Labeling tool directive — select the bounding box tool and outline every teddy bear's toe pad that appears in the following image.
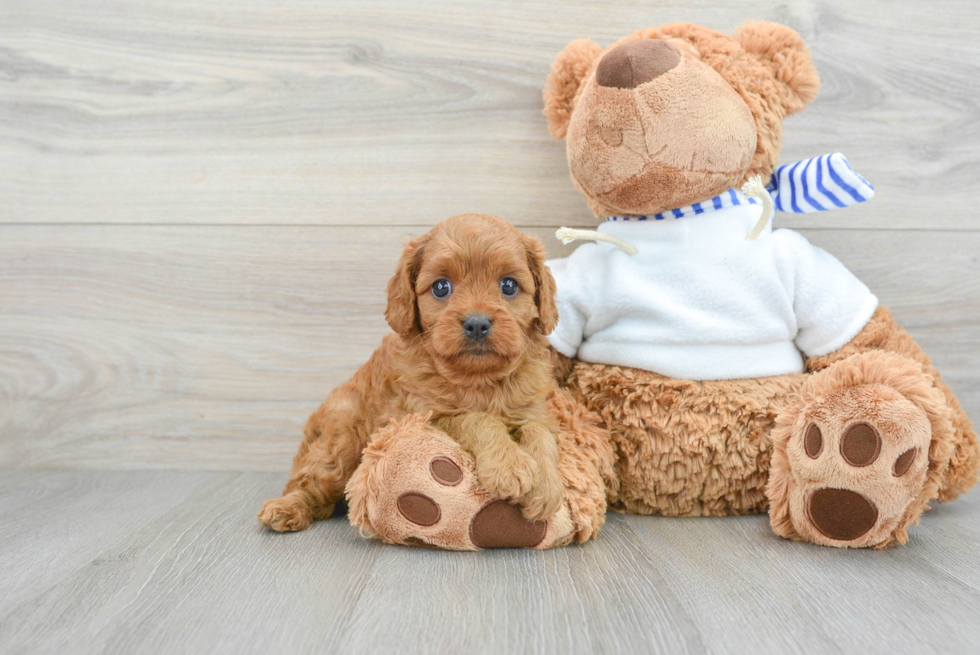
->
[469,500,547,548]
[430,457,463,485]
[807,488,878,541]
[839,423,881,467]
[397,493,441,526]
[785,384,932,548]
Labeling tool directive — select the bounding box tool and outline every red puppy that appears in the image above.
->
[258,214,564,531]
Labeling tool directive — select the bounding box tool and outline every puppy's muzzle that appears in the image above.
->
[462,314,492,342]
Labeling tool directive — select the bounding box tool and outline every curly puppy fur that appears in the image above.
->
[258,214,566,531]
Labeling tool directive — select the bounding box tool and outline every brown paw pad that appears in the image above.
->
[893,448,917,477]
[469,499,547,548]
[804,423,823,458]
[807,488,878,541]
[839,422,881,467]
[397,492,441,526]
[429,456,463,486]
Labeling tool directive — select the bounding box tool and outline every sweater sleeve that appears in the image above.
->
[545,252,590,358]
[774,229,879,358]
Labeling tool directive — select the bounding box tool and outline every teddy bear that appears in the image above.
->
[538,20,978,548]
[343,20,977,549]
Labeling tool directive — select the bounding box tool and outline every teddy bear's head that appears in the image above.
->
[543,21,820,218]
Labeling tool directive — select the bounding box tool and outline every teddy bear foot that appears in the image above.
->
[769,352,943,548]
[789,411,929,548]
[345,415,575,550]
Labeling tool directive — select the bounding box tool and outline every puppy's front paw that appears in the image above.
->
[257,495,316,532]
[476,447,538,501]
[520,462,565,522]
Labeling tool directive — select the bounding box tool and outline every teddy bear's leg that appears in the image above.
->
[768,348,962,548]
[804,307,979,503]
[565,359,804,518]
[345,390,614,550]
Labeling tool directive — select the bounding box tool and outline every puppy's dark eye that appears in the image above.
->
[500,277,519,297]
[432,279,452,299]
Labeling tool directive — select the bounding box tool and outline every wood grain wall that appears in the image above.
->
[2,0,978,471]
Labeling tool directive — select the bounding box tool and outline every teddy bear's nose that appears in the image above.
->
[595,39,681,89]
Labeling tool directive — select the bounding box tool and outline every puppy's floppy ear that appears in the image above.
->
[734,20,820,116]
[385,235,427,335]
[543,38,603,139]
[523,233,558,335]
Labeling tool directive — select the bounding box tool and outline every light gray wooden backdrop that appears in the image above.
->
[2,0,978,472]
[3,2,980,654]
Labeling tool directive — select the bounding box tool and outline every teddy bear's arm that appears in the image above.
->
[774,229,879,358]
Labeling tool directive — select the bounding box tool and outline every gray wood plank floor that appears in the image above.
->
[1,470,978,655]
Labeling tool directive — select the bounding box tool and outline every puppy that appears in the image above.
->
[258,214,564,532]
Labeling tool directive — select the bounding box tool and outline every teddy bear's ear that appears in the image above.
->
[543,39,603,139]
[734,21,820,116]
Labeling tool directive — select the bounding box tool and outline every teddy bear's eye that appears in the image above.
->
[432,279,452,299]
[500,277,519,297]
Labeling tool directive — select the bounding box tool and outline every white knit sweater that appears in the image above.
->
[546,195,878,381]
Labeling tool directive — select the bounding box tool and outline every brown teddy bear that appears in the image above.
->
[539,20,978,548]
[339,20,977,550]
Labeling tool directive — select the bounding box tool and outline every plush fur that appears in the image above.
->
[258,214,574,532]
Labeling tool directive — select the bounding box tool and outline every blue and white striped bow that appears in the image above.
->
[770,153,874,213]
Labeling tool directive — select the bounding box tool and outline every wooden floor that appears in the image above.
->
[0,470,977,654]
[3,0,980,653]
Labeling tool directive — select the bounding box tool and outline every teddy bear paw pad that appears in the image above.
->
[786,386,931,547]
[397,493,441,526]
[394,457,550,549]
[429,457,463,486]
[806,487,878,541]
[469,500,548,548]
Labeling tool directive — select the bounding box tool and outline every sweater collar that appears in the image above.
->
[598,194,769,248]
[605,188,762,223]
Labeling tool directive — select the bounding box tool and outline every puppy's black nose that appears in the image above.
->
[462,314,492,341]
